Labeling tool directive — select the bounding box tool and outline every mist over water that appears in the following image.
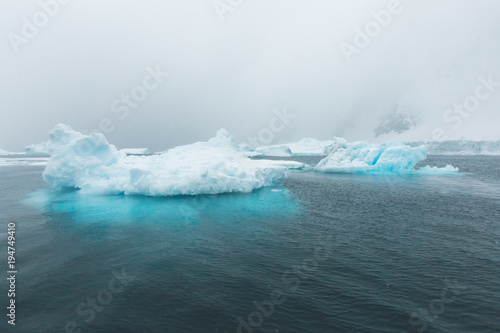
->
[2,0,500,152]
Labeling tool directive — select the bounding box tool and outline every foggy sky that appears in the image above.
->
[1,0,500,152]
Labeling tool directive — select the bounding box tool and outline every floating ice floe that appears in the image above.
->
[414,165,459,174]
[25,123,84,155]
[0,148,24,156]
[42,125,305,196]
[314,140,458,174]
[0,157,49,166]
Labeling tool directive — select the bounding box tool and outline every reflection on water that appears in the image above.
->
[23,186,301,224]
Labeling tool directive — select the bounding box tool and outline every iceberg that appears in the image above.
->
[0,148,11,156]
[314,140,458,174]
[42,125,304,196]
[25,123,84,155]
[408,140,500,155]
[0,157,49,167]
[240,137,347,157]
[0,148,25,156]
[237,143,292,157]
[283,138,346,156]
[244,137,500,158]
[414,165,460,174]
[253,145,292,157]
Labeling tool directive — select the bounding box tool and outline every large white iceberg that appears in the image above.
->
[314,140,458,174]
[25,124,84,155]
[42,125,304,196]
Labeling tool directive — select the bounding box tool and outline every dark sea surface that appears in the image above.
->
[0,155,499,333]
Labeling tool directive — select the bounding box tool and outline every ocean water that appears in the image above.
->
[0,155,499,333]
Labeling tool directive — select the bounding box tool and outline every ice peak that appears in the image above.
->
[208,128,234,147]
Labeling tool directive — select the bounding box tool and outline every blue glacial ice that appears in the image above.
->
[42,125,304,196]
[314,140,458,174]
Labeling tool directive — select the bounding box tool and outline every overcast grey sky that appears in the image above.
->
[1,0,499,152]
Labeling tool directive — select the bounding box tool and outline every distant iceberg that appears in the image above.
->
[119,148,151,155]
[0,157,49,167]
[408,140,500,156]
[414,165,459,174]
[42,125,304,196]
[284,138,347,156]
[243,146,293,157]
[314,140,458,174]
[25,124,84,155]
[0,148,25,156]
[240,137,346,157]
[0,148,11,156]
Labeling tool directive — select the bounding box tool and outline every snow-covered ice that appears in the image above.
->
[314,140,458,174]
[0,157,49,167]
[244,136,500,158]
[26,124,84,155]
[241,137,351,157]
[414,165,460,174]
[43,125,304,196]
[0,148,24,156]
[251,146,292,157]
[120,148,151,155]
[408,140,500,156]
[281,138,345,156]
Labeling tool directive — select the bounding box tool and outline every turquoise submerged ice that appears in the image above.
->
[314,141,458,174]
[42,125,304,196]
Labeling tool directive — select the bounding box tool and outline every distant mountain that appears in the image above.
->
[374,107,417,137]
